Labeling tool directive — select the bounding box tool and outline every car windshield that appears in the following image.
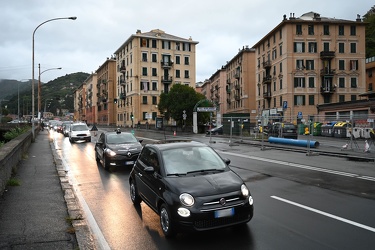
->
[162,146,227,176]
[106,134,138,144]
[72,125,88,131]
[283,124,295,129]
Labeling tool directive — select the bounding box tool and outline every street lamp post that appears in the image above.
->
[38,64,62,118]
[31,16,76,141]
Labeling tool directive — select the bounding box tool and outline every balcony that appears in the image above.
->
[234,72,240,79]
[161,75,173,84]
[120,78,126,85]
[262,75,272,84]
[226,87,231,93]
[119,65,126,73]
[119,93,126,100]
[320,85,336,95]
[263,60,272,69]
[226,78,231,84]
[161,61,173,68]
[234,95,240,101]
[263,92,271,99]
[320,68,336,76]
[235,84,240,90]
[320,51,335,59]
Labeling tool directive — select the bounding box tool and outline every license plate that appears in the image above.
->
[214,208,234,218]
[287,130,293,132]
[125,161,134,165]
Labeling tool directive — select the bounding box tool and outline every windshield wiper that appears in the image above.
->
[186,168,225,175]
[166,173,187,176]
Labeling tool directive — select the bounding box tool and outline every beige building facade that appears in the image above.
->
[252,12,366,123]
[84,73,98,125]
[114,29,198,127]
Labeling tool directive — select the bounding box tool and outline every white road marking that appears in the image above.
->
[218,151,375,182]
[271,196,375,233]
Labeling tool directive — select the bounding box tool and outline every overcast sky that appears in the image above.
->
[0,0,373,83]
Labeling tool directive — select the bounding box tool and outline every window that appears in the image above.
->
[338,43,345,53]
[273,81,276,91]
[294,42,305,53]
[308,42,317,53]
[308,95,314,105]
[184,56,189,65]
[339,60,345,70]
[369,83,373,91]
[279,44,282,56]
[351,77,357,88]
[294,77,305,88]
[306,60,314,70]
[350,25,356,36]
[338,25,345,35]
[279,79,283,89]
[350,43,357,53]
[142,96,147,104]
[183,43,191,51]
[141,38,149,47]
[162,41,171,49]
[296,60,304,70]
[351,95,357,101]
[272,49,277,60]
[142,52,147,62]
[184,70,189,78]
[142,67,147,76]
[339,95,345,102]
[152,54,157,62]
[151,39,157,48]
[152,96,157,105]
[176,42,180,50]
[323,25,330,35]
[152,81,157,91]
[296,24,302,35]
[350,60,358,70]
[323,42,329,51]
[294,95,305,105]
[175,69,180,78]
[308,25,314,35]
[175,55,180,64]
[140,81,149,91]
[339,77,345,88]
[308,77,314,88]
[152,68,157,76]
[280,62,282,73]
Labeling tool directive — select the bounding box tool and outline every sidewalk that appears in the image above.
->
[0,130,94,249]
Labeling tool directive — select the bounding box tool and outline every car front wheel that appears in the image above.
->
[130,180,141,206]
[160,204,176,237]
[103,156,110,170]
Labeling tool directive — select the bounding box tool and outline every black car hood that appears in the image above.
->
[166,170,242,196]
[108,143,142,152]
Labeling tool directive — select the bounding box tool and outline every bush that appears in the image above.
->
[3,126,30,141]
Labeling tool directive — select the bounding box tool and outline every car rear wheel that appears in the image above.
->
[160,204,176,237]
[130,180,141,206]
[95,151,100,162]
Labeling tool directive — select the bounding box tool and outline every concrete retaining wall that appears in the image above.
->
[0,130,32,196]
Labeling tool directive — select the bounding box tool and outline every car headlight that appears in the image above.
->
[179,193,194,207]
[105,148,116,157]
[241,184,250,198]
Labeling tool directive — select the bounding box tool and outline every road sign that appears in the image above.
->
[197,107,216,112]
[283,101,288,109]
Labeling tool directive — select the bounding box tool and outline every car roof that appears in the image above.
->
[147,140,207,151]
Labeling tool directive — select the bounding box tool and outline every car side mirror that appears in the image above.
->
[138,139,143,143]
[223,158,231,165]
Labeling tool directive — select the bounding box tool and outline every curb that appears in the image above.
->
[49,139,97,250]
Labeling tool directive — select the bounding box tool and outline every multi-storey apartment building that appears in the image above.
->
[207,67,226,115]
[73,84,86,122]
[253,12,366,123]
[225,46,256,115]
[113,29,198,127]
[84,73,97,125]
[96,57,117,126]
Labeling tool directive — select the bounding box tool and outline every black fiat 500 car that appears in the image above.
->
[129,140,254,237]
[95,129,143,170]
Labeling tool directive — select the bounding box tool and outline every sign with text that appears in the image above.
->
[197,107,216,112]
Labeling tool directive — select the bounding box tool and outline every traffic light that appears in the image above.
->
[114,98,118,104]
[131,112,134,120]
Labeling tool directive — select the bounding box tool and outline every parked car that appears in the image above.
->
[69,122,91,143]
[95,128,143,170]
[129,140,254,237]
[206,125,223,135]
[265,122,298,139]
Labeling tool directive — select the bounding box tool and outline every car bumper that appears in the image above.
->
[71,136,91,141]
[173,202,254,232]
[106,154,139,167]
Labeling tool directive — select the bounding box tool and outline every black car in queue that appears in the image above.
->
[95,129,143,170]
[129,140,254,237]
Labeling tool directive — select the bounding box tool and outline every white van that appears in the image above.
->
[69,123,91,143]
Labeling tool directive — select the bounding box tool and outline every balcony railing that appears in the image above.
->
[262,75,272,84]
[263,60,272,68]
[161,61,173,68]
[320,51,335,59]
[161,76,173,84]
[263,92,271,98]
[320,68,336,76]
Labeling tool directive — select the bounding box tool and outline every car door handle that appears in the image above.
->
[138,173,143,177]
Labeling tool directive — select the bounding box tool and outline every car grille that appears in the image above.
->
[194,210,250,229]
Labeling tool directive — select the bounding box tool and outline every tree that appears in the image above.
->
[158,84,210,126]
[364,5,375,58]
